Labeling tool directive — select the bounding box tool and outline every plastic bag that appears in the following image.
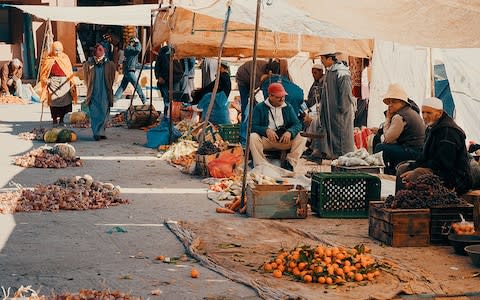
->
[451,214,475,235]
[207,152,242,178]
[146,118,182,148]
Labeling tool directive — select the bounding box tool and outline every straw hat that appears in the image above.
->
[383,83,408,104]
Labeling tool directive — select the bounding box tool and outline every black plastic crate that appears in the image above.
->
[311,172,381,218]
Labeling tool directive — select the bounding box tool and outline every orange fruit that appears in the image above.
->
[325,277,333,285]
[155,255,165,261]
[264,263,273,272]
[335,268,344,276]
[292,267,301,276]
[289,261,297,268]
[298,262,307,271]
[344,260,351,267]
[303,274,313,283]
[273,270,282,278]
[325,249,332,257]
[354,273,363,282]
[318,276,326,284]
[191,268,199,278]
[270,262,278,269]
[374,270,381,277]
[277,265,285,272]
[275,258,283,265]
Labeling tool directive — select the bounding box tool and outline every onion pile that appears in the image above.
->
[0,175,128,214]
[18,128,47,141]
[0,95,26,104]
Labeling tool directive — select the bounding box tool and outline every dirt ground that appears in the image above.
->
[1,101,479,299]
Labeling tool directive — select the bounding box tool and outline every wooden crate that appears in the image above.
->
[430,204,474,245]
[246,184,308,219]
[461,190,480,231]
[368,201,430,247]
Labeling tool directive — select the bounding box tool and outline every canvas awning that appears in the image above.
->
[152,0,373,58]
[5,4,158,26]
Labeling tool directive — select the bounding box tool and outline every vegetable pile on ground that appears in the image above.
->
[18,128,47,141]
[0,175,127,214]
[0,95,26,104]
[262,244,383,284]
[2,286,139,300]
[384,174,467,209]
[14,144,82,168]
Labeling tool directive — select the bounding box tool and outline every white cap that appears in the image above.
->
[312,64,324,70]
[422,97,443,111]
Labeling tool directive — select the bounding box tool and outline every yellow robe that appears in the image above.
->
[39,52,78,105]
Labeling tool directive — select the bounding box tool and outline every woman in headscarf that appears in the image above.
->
[83,44,116,141]
[39,41,78,125]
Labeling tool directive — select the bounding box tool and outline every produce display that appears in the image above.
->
[0,95,26,104]
[171,152,196,167]
[334,148,384,167]
[14,145,82,168]
[197,141,220,155]
[262,244,382,284]
[0,175,127,214]
[44,128,77,143]
[6,286,139,300]
[384,174,466,209]
[159,140,198,161]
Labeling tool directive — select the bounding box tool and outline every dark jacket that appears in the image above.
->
[123,41,141,72]
[413,113,472,194]
[154,46,184,86]
[192,71,231,105]
[251,100,302,139]
[395,105,425,149]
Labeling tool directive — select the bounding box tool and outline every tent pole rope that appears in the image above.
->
[240,0,262,209]
[198,2,232,146]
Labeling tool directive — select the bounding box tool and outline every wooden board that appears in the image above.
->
[368,201,430,247]
[461,190,480,232]
[246,184,308,219]
[430,204,474,245]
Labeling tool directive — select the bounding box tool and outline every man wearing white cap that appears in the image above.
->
[317,52,356,158]
[374,83,425,175]
[397,97,472,195]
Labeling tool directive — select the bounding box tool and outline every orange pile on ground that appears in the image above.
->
[263,244,383,284]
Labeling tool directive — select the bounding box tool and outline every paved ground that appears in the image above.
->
[0,101,259,299]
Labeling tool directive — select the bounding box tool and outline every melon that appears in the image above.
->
[57,129,77,143]
[70,111,88,124]
[53,143,76,159]
[43,128,63,143]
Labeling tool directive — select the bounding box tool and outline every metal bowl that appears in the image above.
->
[465,244,480,267]
[448,234,480,255]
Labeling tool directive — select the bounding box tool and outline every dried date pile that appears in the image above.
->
[384,174,466,209]
[197,141,220,155]
[14,147,82,168]
[0,175,128,214]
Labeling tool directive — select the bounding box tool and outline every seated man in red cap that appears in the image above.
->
[249,82,307,171]
[396,97,472,195]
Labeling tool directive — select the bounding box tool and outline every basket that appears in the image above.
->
[218,124,240,143]
[311,172,381,218]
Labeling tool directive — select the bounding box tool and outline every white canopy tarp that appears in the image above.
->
[8,4,157,26]
[288,0,480,48]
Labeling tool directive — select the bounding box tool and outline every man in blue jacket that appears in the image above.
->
[114,36,146,104]
[250,83,307,171]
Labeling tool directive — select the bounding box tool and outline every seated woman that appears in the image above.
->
[374,83,425,175]
[192,61,231,105]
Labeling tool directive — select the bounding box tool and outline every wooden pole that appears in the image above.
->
[240,0,262,210]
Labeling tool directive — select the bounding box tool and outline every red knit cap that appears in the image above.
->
[268,83,288,97]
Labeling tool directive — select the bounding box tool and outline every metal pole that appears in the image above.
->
[240,0,262,210]
[168,45,174,144]
[150,10,154,110]
[429,47,435,97]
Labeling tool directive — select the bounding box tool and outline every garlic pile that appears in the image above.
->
[18,128,47,141]
[14,145,82,168]
[0,175,127,214]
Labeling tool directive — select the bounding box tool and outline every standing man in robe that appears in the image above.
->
[318,52,356,158]
[83,44,116,141]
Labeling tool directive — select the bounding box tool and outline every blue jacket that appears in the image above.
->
[123,41,141,72]
[251,101,302,138]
